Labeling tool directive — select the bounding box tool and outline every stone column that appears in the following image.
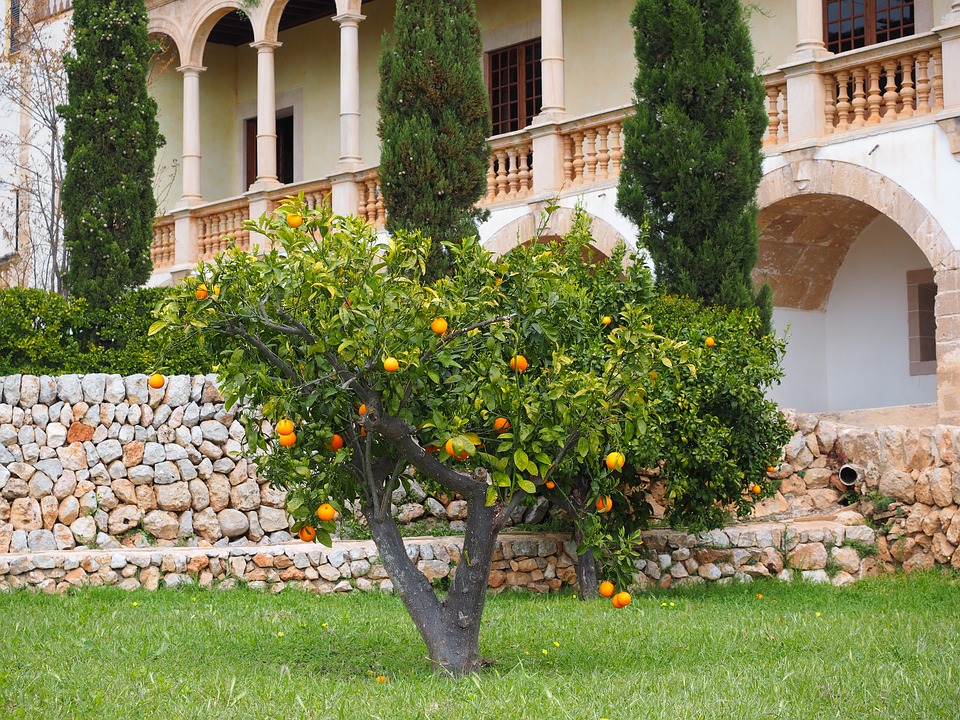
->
[331,9,366,217]
[539,0,566,119]
[177,65,205,208]
[793,0,829,60]
[250,40,283,190]
[936,8,960,110]
[935,262,960,425]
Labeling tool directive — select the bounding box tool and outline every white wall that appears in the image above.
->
[823,214,937,410]
[769,307,828,411]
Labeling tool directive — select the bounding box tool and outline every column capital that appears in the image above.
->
[176,64,206,76]
[250,40,282,52]
[333,12,366,27]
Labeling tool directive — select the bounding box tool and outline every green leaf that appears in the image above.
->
[485,485,498,507]
[517,478,537,494]
[513,449,529,472]
[147,320,167,336]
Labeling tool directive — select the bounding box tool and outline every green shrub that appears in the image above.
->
[0,287,211,376]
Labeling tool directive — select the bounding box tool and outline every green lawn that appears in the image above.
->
[2,573,958,719]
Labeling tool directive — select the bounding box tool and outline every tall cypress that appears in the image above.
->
[377,0,490,280]
[617,0,771,328]
[60,0,161,309]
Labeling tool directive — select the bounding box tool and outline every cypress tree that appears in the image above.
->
[617,0,771,328]
[60,0,161,309]
[377,0,490,279]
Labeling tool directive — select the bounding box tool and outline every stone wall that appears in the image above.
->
[0,533,577,595]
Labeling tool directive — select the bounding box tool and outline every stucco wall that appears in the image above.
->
[770,308,829,412]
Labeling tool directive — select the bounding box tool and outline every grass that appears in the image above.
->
[1,572,959,719]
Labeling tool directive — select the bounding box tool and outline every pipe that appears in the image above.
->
[838,464,861,488]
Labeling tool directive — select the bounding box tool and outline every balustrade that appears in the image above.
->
[197,202,250,260]
[150,219,175,269]
[560,118,623,187]
[356,172,386,227]
[482,135,534,205]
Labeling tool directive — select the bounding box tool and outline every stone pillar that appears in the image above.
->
[936,13,960,110]
[333,10,365,170]
[173,211,199,269]
[529,125,565,195]
[792,0,829,60]
[250,40,283,190]
[781,61,827,142]
[935,263,960,424]
[177,65,205,208]
[539,0,566,119]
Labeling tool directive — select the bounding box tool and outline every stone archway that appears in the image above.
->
[757,158,960,422]
[484,207,630,261]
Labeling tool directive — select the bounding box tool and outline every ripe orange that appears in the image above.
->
[493,417,511,433]
[601,316,612,326]
[278,432,297,447]
[611,593,625,608]
[751,483,762,495]
[599,580,615,598]
[276,419,295,436]
[195,284,208,300]
[298,525,317,542]
[509,355,528,372]
[431,317,448,335]
[605,451,626,472]
[596,495,613,513]
[328,433,344,451]
[358,404,367,416]
[148,373,165,389]
[766,465,777,474]
[383,357,399,372]
[545,480,556,490]
[613,591,631,608]
[286,214,303,228]
[445,439,456,457]
[317,503,336,522]
[705,336,716,347]
[425,444,438,454]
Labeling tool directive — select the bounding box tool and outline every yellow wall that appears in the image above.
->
[150,45,184,215]
[563,0,635,115]
[199,43,240,202]
[750,0,796,72]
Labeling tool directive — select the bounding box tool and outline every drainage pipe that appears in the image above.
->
[838,464,861,488]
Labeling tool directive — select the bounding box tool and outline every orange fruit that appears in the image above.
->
[596,495,613,513]
[317,503,336,522]
[605,451,626,472]
[509,355,528,372]
[613,591,631,608]
[276,419,295,436]
[383,357,399,372]
[286,214,303,228]
[298,525,316,542]
[195,284,208,300]
[601,316,612,325]
[705,336,716,347]
[279,432,297,447]
[611,593,625,609]
[751,483,762,495]
[493,417,511,433]
[358,404,367,416]
[425,444,438,454]
[445,439,456,457]
[545,480,556,490]
[431,317,448,335]
[148,373,165,389]
[328,433,344,451]
[599,580,615,598]
[766,465,777,474]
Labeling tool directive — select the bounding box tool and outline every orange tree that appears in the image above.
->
[150,199,788,672]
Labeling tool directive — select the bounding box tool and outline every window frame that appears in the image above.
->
[823,0,915,54]
[486,37,542,137]
[907,268,937,376]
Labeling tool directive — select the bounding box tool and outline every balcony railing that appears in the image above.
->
[149,106,634,271]
[763,32,946,147]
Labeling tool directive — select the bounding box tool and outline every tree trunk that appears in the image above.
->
[364,492,503,675]
[575,547,599,599]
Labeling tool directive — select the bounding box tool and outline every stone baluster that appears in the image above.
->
[822,76,836,134]
[608,122,623,177]
[916,52,931,113]
[583,128,598,183]
[766,85,782,145]
[518,147,531,195]
[365,179,378,223]
[562,135,574,184]
[899,55,915,118]
[506,147,519,199]
[866,63,883,123]
[595,126,610,180]
[495,149,508,199]
[485,156,497,203]
[881,59,900,122]
[932,48,944,110]
[356,181,368,218]
[851,68,867,128]
[375,189,385,226]
[571,131,585,186]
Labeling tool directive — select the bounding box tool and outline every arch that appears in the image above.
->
[259,0,292,44]
[484,207,630,261]
[146,18,186,62]
[184,1,247,67]
[758,159,953,273]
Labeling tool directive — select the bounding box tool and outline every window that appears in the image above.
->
[824,0,914,54]
[244,112,294,188]
[9,0,21,53]
[907,269,937,376]
[487,38,542,136]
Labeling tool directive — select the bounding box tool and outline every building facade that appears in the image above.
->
[4,0,960,421]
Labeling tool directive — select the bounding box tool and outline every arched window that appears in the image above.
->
[824,0,915,53]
